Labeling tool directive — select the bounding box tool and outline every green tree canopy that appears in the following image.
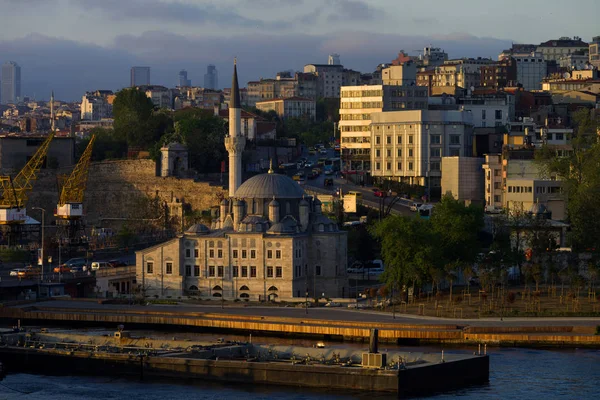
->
[112,88,157,148]
[535,109,600,251]
[77,127,127,161]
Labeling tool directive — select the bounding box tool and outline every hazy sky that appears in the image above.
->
[0,0,597,100]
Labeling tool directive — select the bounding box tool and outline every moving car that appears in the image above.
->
[53,264,71,273]
[10,268,25,277]
[319,148,328,155]
[17,266,41,279]
[410,202,423,212]
[372,188,385,197]
[60,258,87,273]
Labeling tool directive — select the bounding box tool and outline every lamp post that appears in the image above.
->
[305,289,309,314]
[32,207,45,282]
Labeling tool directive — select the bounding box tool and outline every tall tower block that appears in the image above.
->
[224,59,246,197]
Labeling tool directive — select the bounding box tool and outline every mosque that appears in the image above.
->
[135,61,348,301]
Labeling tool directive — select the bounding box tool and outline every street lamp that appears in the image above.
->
[32,207,45,282]
[305,289,309,314]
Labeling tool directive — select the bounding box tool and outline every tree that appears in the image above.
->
[112,88,156,148]
[171,113,227,172]
[77,128,127,161]
[535,109,600,251]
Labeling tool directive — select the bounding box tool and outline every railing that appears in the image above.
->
[96,265,136,278]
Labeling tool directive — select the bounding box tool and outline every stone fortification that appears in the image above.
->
[27,159,224,228]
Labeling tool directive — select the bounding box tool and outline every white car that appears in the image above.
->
[10,269,24,277]
[319,149,328,155]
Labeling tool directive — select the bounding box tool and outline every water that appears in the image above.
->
[0,347,598,399]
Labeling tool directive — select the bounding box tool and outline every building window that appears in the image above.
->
[386,149,391,157]
[166,262,173,275]
[194,249,198,258]
[250,250,256,258]
[431,135,441,144]
[482,109,486,120]
[494,169,500,176]
[376,149,380,157]
[430,162,440,171]
[185,265,191,276]
[209,266,215,277]
[450,135,460,145]
[397,149,402,157]
[267,266,274,278]
[194,265,200,276]
[408,149,413,157]
[276,250,281,259]
[250,266,257,278]
[555,133,564,141]
[242,250,247,258]
[408,162,413,171]
[185,249,191,258]
[209,249,215,258]
[409,135,414,144]
[376,162,381,170]
[233,266,239,277]
[494,195,501,202]
[431,148,441,157]
[386,136,391,144]
[276,267,282,278]
[267,250,273,259]
[449,148,460,156]
[376,136,381,144]
[495,110,503,120]
[397,136,402,144]
[217,266,223,277]
[397,162,402,170]
[316,265,322,276]
[233,250,238,258]
[241,266,248,277]
[218,249,223,258]
[146,262,154,274]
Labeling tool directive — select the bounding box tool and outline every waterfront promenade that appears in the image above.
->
[1,300,599,347]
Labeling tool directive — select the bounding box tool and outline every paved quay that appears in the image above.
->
[2,300,599,347]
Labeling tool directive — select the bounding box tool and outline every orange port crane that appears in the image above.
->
[55,134,95,221]
[0,133,55,225]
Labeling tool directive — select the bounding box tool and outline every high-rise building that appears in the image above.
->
[204,65,218,90]
[130,66,150,87]
[179,70,191,87]
[590,36,600,68]
[328,54,341,65]
[1,61,22,104]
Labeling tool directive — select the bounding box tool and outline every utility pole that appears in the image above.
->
[32,207,45,282]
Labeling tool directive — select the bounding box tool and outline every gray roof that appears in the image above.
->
[185,224,210,235]
[235,172,305,199]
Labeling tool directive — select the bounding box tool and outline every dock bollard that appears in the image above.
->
[484,344,487,355]
[478,344,481,355]
[441,350,445,363]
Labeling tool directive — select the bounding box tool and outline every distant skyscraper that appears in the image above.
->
[130,66,150,87]
[1,61,22,104]
[178,70,191,87]
[204,64,218,90]
[328,54,341,65]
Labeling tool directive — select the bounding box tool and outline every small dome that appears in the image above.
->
[269,198,280,207]
[267,216,298,234]
[185,223,210,235]
[234,172,305,199]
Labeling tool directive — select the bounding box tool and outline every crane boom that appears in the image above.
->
[58,135,95,206]
[0,132,55,209]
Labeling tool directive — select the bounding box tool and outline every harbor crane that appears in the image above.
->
[55,134,95,244]
[0,133,55,225]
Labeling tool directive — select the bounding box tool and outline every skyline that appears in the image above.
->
[0,0,598,100]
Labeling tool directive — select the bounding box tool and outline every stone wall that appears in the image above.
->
[27,159,225,229]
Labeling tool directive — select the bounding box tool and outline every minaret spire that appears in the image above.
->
[224,58,246,197]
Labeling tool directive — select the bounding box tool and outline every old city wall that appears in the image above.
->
[27,159,224,228]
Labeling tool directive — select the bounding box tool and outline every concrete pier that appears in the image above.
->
[0,329,489,396]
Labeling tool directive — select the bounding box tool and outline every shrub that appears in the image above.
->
[506,292,516,304]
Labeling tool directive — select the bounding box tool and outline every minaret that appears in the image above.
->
[224,58,246,197]
[50,91,55,132]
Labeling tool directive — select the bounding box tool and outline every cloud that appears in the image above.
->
[327,0,380,21]
[0,31,511,101]
[71,0,283,28]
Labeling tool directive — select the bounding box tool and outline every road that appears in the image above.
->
[18,300,600,328]
[287,147,414,218]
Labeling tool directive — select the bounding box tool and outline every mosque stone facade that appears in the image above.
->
[136,62,348,301]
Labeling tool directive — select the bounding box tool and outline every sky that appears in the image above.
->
[0,0,598,101]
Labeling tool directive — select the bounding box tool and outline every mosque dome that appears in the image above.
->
[234,172,305,199]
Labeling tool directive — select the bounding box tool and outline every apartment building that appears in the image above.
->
[499,52,547,90]
[590,36,600,68]
[441,156,485,204]
[339,84,428,172]
[255,97,316,121]
[303,64,360,98]
[80,91,114,120]
[246,73,318,106]
[482,154,503,211]
[480,57,517,89]
[536,37,588,62]
[504,179,565,220]
[369,110,474,187]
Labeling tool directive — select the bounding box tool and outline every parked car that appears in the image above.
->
[17,266,41,279]
[10,268,25,277]
[53,265,71,274]
[89,261,113,271]
[319,148,328,155]
[305,161,314,168]
[61,258,87,273]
